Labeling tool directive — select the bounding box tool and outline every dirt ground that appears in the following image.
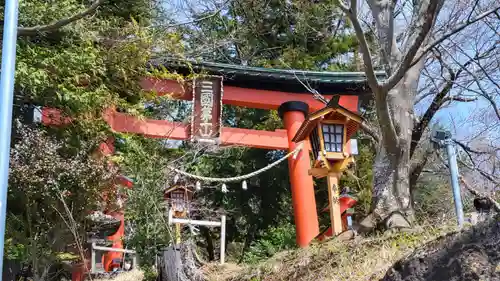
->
[381,217,500,281]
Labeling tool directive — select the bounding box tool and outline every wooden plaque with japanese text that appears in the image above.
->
[191,76,223,143]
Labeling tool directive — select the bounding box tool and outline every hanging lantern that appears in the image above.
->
[242,180,248,190]
[196,181,201,191]
[221,183,228,193]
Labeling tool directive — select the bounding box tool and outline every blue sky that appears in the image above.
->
[159,0,498,143]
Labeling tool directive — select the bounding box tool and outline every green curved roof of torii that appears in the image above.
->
[154,59,386,95]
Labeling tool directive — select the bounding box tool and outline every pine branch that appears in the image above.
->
[165,4,226,28]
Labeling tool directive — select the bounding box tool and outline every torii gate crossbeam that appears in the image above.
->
[38,61,380,253]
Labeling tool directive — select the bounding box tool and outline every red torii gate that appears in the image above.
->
[39,61,378,253]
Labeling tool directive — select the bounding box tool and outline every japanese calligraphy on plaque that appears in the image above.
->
[191,76,223,143]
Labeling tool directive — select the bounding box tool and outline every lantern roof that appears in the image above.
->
[292,96,363,142]
[165,185,194,194]
[149,59,386,96]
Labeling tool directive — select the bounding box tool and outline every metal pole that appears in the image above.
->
[0,0,19,275]
[91,243,97,273]
[445,140,465,228]
[220,215,226,265]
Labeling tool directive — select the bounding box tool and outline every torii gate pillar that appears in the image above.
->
[279,101,319,247]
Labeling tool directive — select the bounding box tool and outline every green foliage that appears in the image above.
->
[115,135,175,265]
[414,181,454,223]
[412,167,470,224]
[185,0,358,70]
[189,145,293,242]
[4,239,28,261]
[6,0,169,275]
[15,1,154,114]
[340,142,375,217]
[5,0,379,272]
[242,222,296,264]
[7,124,116,276]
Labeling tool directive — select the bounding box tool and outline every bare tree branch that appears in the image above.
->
[453,139,495,155]
[411,77,455,157]
[441,96,477,103]
[440,44,500,121]
[459,176,500,213]
[410,145,434,190]
[467,0,481,22]
[437,150,499,188]
[458,158,499,186]
[277,58,331,104]
[359,121,380,143]
[17,0,105,36]
[338,0,381,92]
[382,0,441,91]
[410,46,486,157]
[336,0,350,12]
[410,6,500,68]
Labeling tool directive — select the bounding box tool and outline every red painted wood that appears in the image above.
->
[107,111,290,150]
[103,211,124,271]
[41,108,290,149]
[317,196,357,241]
[107,111,190,140]
[98,137,115,155]
[282,110,319,247]
[41,107,71,125]
[141,78,359,112]
[220,127,289,150]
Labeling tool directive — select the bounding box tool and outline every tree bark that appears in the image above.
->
[201,227,215,261]
[370,143,413,228]
[348,0,497,233]
[360,78,418,232]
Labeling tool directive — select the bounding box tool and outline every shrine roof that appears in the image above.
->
[150,59,386,95]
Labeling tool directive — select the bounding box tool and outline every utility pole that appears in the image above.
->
[431,130,465,228]
[0,0,20,275]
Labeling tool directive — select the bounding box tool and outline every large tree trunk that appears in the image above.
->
[360,80,417,232]
[346,0,446,234]
[368,144,413,230]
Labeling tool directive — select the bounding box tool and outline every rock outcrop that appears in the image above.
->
[381,218,500,281]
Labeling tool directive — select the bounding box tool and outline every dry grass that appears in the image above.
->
[205,221,463,281]
[93,270,144,281]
